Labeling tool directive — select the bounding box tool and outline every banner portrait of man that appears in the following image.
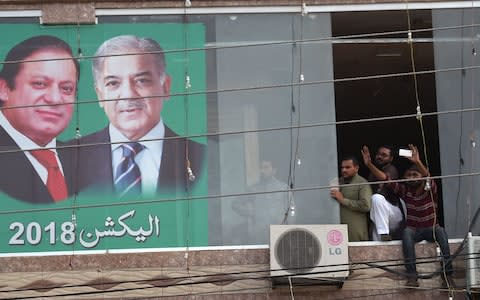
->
[0,23,208,254]
[73,35,205,198]
[0,35,79,204]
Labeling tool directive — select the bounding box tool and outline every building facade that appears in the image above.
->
[0,0,477,298]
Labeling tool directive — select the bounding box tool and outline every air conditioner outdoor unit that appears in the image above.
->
[467,234,480,289]
[270,224,349,283]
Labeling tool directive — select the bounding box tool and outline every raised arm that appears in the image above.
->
[406,144,429,177]
[361,145,387,180]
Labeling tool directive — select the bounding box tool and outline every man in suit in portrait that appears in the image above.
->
[74,35,205,197]
[0,35,79,204]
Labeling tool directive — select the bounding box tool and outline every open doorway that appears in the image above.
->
[331,10,444,223]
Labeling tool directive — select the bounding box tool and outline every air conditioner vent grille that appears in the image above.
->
[275,229,321,273]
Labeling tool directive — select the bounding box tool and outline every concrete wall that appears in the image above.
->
[432,8,480,238]
[0,242,463,299]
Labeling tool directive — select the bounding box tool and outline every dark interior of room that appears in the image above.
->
[331,10,444,223]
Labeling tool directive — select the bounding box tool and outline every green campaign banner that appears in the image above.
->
[0,23,208,254]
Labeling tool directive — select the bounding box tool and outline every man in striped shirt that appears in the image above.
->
[361,144,453,288]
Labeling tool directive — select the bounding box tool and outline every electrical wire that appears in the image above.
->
[181,4,194,297]
[2,105,480,164]
[67,1,84,270]
[0,7,478,300]
[0,253,475,298]
[42,280,467,300]
[288,275,295,300]
[284,11,303,225]
[466,3,478,256]
[454,8,468,238]
[0,222,476,295]
[0,17,477,112]
[0,254,466,292]
[333,287,464,300]
[1,62,480,115]
[284,14,296,225]
[0,172,478,216]
[291,9,304,220]
[403,1,449,294]
[406,5,475,297]
[0,22,479,67]
[138,281,473,300]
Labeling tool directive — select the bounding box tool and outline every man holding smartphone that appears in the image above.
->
[361,144,453,288]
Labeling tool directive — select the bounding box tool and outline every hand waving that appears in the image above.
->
[361,145,372,166]
[407,144,420,163]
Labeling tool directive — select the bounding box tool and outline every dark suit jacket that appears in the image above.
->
[70,125,205,196]
[0,125,73,204]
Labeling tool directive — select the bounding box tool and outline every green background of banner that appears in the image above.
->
[0,23,208,253]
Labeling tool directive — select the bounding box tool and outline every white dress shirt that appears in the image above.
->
[0,111,63,184]
[109,120,164,197]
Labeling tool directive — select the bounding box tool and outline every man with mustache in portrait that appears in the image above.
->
[74,35,204,197]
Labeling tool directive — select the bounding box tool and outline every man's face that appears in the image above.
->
[374,147,393,167]
[0,49,77,146]
[260,161,275,181]
[341,160,359,179]
[404,169,423,187]
[96,53,171,141]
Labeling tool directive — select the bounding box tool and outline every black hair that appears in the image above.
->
[0,35,79,90]
[378,145,395,157]
[341,156,359,166]
[406,164,421,173]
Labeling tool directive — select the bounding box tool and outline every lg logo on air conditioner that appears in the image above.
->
[327,229,344,255]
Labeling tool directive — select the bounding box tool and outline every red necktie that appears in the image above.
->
[30,149,68,202]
